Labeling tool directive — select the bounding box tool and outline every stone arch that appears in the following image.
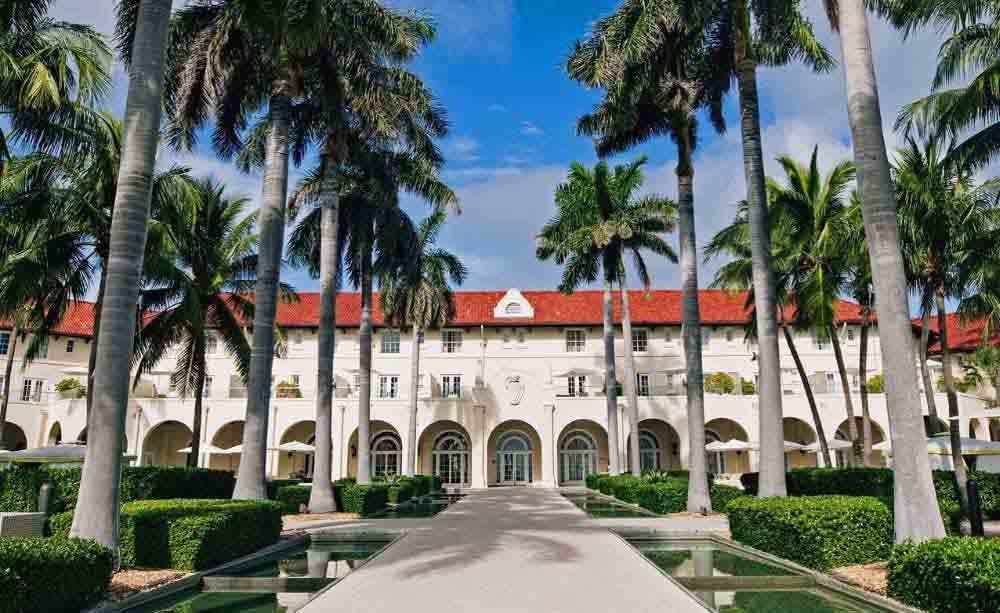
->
[209,420,244,471]
[279,420,316,479]
[783,417,818,469]
[557,419,609,484]
[142,420,192,467]
[47,422,62,446]
[488,419,542,486]
[626,418,680,473]
[348,420,400,479]
[418,420,473,486]
[0,422,27,451]
[835,417,887,467]
[705,418,750,475]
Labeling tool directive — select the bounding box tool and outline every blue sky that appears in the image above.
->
[55,1,948,295]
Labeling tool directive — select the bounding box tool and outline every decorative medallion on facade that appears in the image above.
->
[504,375,525,406]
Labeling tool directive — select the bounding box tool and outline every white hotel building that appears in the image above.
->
[1,288,995,488]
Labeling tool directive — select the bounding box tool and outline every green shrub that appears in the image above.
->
[50,499,281,570]
[54,378,86,398]
[739,472,759,495]
[710,483,745,512]
[0,464,234,513]
[429,475,442,492]
[704,372,736,394]
[594,474,744,514]
[0,536,113,613]
[609,474,644,503]
[889,537,1000,613]
[340,484,389,516]
[865,373,884,393]
[266,478,302,500]
[388,481,415,504]
[276,485,311,514]
[635,479,688,513]
[740,378,756,395]
[728,496,893,571]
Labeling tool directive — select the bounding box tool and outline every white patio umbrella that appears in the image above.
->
[272,441,315,453]
[705,439,753,452]
[218,444,243,454]
[802,439,854,453]
[783,441,806,452]
[176,444,227,454]
[926,436,1000,456]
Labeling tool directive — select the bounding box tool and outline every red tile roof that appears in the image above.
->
[0,290,884,338]
[920,313,999,354]
[0,301,98,338]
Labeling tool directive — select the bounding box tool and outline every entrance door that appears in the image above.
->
[496,432,532,484]
[559,432,597,484]
[433,432,470,486]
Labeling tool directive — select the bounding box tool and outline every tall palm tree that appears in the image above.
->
[165,0,436,500]
[71,0,174,550]
[766,148,856,465]
[569,0,833,496]
[893,135,1000,517]
[568,19,723,506]
[132,178,258,467]
[537,157,677,475]
[845,193,876,462]
[823,0,946,542]
[380,210,467,476]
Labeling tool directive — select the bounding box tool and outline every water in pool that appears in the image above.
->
[562,493,657,518]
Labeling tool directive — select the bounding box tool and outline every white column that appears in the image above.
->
[541,403,556,487]
[471,404,487,488]
[334,404,346,480]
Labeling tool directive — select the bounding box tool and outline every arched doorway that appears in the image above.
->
[348,421,400,479]
[279,420,316,479]
[783,417,818,469]
[626,419,680,473]
[558,419,609,485]
[704,418,750,475]
[488,420,542,486]
[835,417,887,467]
[210,421,244,471]
[433,431,470,486]
[142,420,192,466]
[48,422,62,446]
[0,422,27,451]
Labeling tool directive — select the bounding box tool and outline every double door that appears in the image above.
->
[498,450,531,484]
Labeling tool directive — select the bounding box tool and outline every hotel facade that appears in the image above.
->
[1,288,995,488]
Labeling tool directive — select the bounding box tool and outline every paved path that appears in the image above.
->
[299,488,709,613]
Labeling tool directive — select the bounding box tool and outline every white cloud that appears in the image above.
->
[444,135,481,162]
[520,121,544,137]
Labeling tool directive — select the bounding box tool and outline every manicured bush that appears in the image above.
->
[340,484,389,516]
[50,499,282,570]
[608,474,644,503]
[728,495,893,571]
[388,480,416,504]
[591,474,744,514]
[635,479,688,513]
[709,483,745,512]
[0,464,234,513]
[888,537,1000,613]
[276,484,311,514]
[703,372,736,394]
[0,536,113,613]
[266,478,302,500]
[739,471,759,496]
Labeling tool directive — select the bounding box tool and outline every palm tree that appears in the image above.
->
[766,148,856,465]
[165,0,436,500]
[568,18,723,507]
[71,0,173,550]
[844,193,876,462]
[569,0,834,496]
[380,210,467,476]
[537,157,677,476]
[823,0,946,542]
[893,134,1000,517]
[963,344,1000,407]
[132,178,258,467]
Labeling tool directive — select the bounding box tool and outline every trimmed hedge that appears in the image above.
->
[0,464,234,513]
[0,536,113,613]
[50,499,281,570]
[587,473,745,514]
[276,484,311,514]
[387,480,416,505]
[728,495,893,571]
[341,484,389,516]
[266,478,302,501]
[888,537,1000,613]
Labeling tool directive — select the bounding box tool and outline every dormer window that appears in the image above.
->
[505,303,522,315]
[494,289,534,319]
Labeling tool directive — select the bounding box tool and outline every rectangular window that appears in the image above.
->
[725,329,735,343]
[293,332,303,345]
[636,373,651,397]
[814,333,827,351]
[442,330,462,353]
[378,375,399,399]
[666,373,676,392]
[65,339,74,353]
[37,336,47,359]
[381,329,400,354]
[205,334,218,354]
[0,331,8,355]
[442,375,462,398]
[202,375,213,398]
[417,331,425,344]
[632,328,649,353]
[21,379,43,402]
[701,328,711,346]
[664,329,673,343]
[567,375,587,397]
[565,329,586,352]
[847,327,856,343]
[826,372,839,393]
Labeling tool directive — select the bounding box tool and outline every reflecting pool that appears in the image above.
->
[562,492,658,518]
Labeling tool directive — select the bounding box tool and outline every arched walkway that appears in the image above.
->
[142,420,192,466]
[835,417,887,467]
[705,418,750,475]
[418,420,472,487]
[209,420,244,471]
[0,422,27,451]
[558,419,608,484]
[783,417,818,469]
[348,421,400,479]
[47,422,62,446]
[488,420,542,486]
[279,420,316,479]
[626,419,680,473]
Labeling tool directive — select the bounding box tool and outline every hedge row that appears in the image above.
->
[0,464,235,513]
[0,537,113,613]
[277,474,441,514]
[586,473,744,513]
[728,495,893,571]
[342,484,390,516]
[888,537,1000,613]
[50,499,282,570]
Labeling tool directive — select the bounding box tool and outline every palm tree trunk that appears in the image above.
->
[87,263,107,417]
[936,291,970,516]
[619,276,641,476]
[829,324,861,464]
[602,279,620,475]
[0,328,18,450]
[919,309,940,433]
[836,0,945,542]
[859,314,873,464]
[406,326,421,476]
[309,159,339,513]
[357,243,374,484]
[734,3,785,496]
[189,340,206,469]
[233,88,293,501]
[71,0,173,549]
[677,136,711,512]
[782,326,832,466]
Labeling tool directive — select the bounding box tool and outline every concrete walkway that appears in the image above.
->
[299,488,709,612]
